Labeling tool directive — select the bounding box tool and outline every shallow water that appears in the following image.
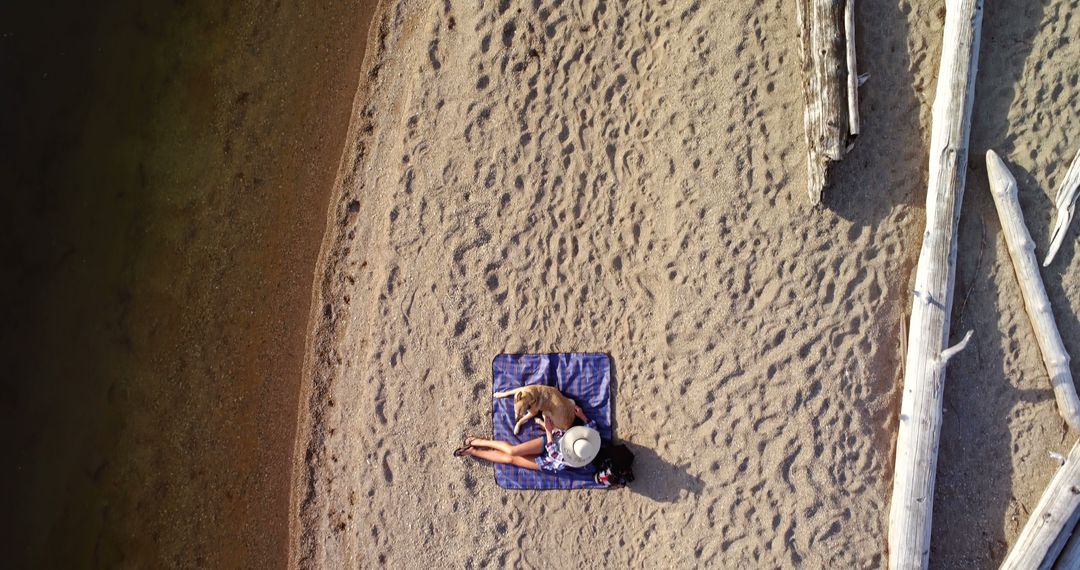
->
[2,1,374,565]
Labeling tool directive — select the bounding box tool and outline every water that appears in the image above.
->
[2,1,374,565]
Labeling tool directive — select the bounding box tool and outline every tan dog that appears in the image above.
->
[493,385,577,434]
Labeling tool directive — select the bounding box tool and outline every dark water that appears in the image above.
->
[2,1,374,566]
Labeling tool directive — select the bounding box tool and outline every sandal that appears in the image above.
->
[453,437,478,457]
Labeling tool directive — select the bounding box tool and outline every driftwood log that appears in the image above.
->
[1001,440,1080,570]
[887,1,983,568]
[986,150,1080,432]
[797,0,859,203]
[1044,147,1080,267]
[1041,506,1080,570]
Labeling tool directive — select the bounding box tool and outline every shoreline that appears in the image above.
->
[289,0,386,564]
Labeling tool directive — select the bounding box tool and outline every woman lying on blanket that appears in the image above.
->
[454,405,600,473]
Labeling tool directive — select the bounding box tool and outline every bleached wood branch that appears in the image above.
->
[986,150,1080,432]
[797,0,859,203]
[887,1,983,568]
[1001,440,1080,570]
[845,0,860,138]
[1044,147,1080,266]
[1040,505,1079,570]
[938,330,973,367]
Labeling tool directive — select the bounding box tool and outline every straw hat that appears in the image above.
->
[559,425,601,468]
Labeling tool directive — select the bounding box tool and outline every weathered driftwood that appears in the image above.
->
[1001,440,1080,570]
[844,0,860,138]
[1044,147,1080,267]
[1041,505,1080,570]
[797,0,859,203]
[986,150,1080,432]
[1056,513,1080,570]
[887,1,983,568]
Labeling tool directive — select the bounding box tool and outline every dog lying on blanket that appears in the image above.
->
[493,385,577,434]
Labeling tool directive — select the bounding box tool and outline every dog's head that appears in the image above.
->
[513,390,538,420]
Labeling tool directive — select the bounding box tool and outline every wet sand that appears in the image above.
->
[3,1,376,566]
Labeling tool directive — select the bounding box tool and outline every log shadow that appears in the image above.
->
[933,206,1048,567]
[932,2,1051,566]
[810,2,928,508]
[821,0,925,226]
[622,441,705,504]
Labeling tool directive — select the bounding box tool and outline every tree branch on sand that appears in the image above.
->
[986,150,1080,432]
[796,0,860,204]
[1000,440,1080,570]
[1043,147,1080,267]
[887,0,982,567]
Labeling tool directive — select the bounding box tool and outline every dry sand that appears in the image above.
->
[293,0,1079,567]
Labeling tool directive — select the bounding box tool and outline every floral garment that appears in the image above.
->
[534,420,597,473]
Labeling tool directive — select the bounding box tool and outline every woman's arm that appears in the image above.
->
[542,414,555,442]
[574,405,598,430]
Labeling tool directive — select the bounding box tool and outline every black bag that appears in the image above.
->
[592,443,635,487]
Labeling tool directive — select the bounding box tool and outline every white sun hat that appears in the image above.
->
[559,425,601,468]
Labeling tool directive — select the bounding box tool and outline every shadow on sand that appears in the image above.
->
[931,2,1055,567]
[622,442,705,503]
[608,360,703,503]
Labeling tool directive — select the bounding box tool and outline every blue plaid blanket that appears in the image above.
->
[492,353,611,490]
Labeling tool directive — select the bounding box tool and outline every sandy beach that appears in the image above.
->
[293,0,1079,568]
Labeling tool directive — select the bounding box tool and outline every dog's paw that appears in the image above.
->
[534,417,545,425]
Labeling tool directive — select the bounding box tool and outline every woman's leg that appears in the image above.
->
[466,448,540,470]
[467,436,544,457]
